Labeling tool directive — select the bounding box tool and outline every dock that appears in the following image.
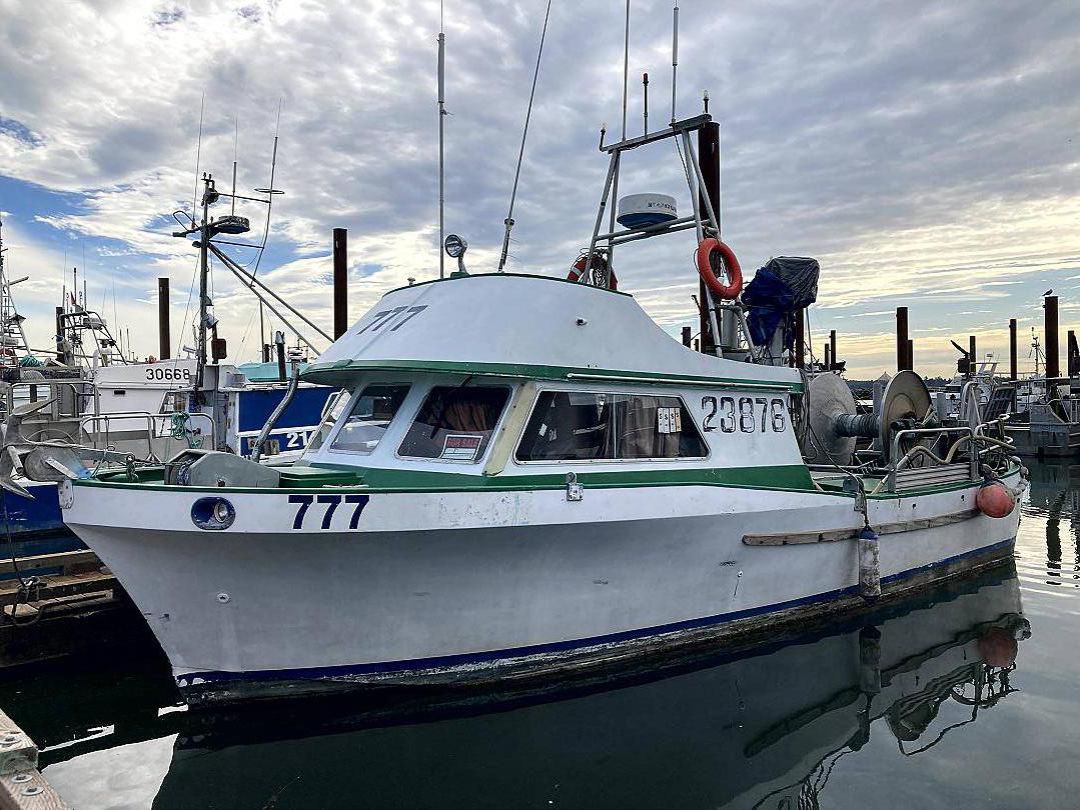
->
[0,707,69,809]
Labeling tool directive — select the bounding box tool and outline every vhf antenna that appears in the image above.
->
[670,2,679,124]
[437,1,447,279]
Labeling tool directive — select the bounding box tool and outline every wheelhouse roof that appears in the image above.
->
[303,273,801,392]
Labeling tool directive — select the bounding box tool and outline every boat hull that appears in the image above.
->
[63,473,1022,704]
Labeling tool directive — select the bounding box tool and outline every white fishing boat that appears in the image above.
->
[53,13,1026,703]
[57,155,1025,705]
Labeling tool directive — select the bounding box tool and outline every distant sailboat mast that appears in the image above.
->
[0,217,30,364]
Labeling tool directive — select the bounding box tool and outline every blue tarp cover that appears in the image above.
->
[742,257,820,349]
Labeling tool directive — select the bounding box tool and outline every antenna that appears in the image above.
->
[497,0,554,272]
[621,1,630,140]
[670,2,679,124]
[437,2,447,279]
[231,115,238,217]
[642,72,649,135]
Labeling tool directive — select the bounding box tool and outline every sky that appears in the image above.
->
[0,0,1078,378]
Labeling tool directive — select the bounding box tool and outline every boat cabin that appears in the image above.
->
[297,273,809,489]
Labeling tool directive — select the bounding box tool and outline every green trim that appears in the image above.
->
[76,463,817,495]
[303,358,802,393]
[383,271,632,298]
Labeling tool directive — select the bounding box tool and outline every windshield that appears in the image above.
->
[329,384,411,454]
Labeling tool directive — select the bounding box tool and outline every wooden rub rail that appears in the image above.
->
[743,509,980,546]
[0,708,68,809]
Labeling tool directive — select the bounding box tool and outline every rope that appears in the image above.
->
[169,412,203,449]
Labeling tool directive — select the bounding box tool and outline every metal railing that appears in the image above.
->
[887,426,979,493]
[79,411,216,461]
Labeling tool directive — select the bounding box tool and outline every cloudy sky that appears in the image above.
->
[0,0,1077,377]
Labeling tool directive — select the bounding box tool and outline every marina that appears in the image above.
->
[1,0,1079,806]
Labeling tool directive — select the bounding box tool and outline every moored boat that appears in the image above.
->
[53,32,1026,703]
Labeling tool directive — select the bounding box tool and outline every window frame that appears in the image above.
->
[394,383,515,465]
[323,381,414,457]
[512,387,711,465]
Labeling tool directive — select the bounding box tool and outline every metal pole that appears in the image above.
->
[681,326,691,348]
[794,309,805,369]
[197,176,209,392]
[582,153,621,282]
[908,339,914,372]
[333,227,348,339]
[1009,318,1017,380]
[824,344,832,372]
[896,307,908,372]
[157,277,171,360]
[670,3,679,124]
[437,27,447,279]
[1045,295,1060,379]
[642,72,649,135]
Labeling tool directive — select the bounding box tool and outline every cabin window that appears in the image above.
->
[516,392,707,462]
[330,384,411,454]
[398,386,510,462]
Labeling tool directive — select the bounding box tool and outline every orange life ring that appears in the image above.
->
[696,238,742,299]
[568,253,618,290]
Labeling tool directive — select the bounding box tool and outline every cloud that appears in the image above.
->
[0,0,1079,377]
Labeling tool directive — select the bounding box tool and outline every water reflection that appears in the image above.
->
[1022,462,1080,588]
[34,568,1027,810]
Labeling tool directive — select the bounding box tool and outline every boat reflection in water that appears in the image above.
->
[103,566,1023,809]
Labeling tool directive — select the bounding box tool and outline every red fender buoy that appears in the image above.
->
[977,626,1018,667]
[976,480,1015,518]
[568,253,617,290]
[696,238,743,300]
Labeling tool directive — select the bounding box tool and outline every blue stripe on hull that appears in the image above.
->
[177,536,1016,688]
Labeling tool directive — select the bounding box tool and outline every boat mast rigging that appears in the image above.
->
[496,0,554,272]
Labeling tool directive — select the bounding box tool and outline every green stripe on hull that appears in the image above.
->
[77,463,817,495]
[303,358,803,393]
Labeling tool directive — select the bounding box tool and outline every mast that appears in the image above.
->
[437,3,447,279]
[197,173,212,392]
[0,218,30,364]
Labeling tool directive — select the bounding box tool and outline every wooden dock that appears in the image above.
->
[0,708,69,809]
[0,549,124,669]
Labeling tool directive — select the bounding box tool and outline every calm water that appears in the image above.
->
[1,464,1078,809]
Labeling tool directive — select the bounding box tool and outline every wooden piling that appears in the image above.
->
[697,121,721,354]
[829,330,837,371]
[157,278,170,360]
[1045,295,1060,379]
[680,327,692,348]
[968,335,976,375]
[896,307,909,372]
[332,228,348,340]
[1009,318,1017,380]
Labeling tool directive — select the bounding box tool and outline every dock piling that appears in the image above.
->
[1045,295,1060,379]
[157,278,170,360]
[1009,318,1018,380]
[333,228,348,340]
[896,307,910,371]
